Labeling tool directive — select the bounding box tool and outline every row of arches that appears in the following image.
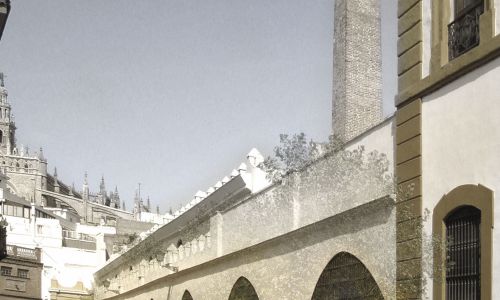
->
[181,252,383,300]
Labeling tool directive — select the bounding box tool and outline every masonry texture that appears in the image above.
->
[332,0,382,142]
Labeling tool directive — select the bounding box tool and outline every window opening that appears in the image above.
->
[448,0,484,60]
[1,266,12,276]
[445,206,481,300]
[17,269,29,278]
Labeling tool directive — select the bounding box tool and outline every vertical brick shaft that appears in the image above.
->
[332,0,382,142]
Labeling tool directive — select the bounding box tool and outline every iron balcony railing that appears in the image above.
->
[448,2,484,60]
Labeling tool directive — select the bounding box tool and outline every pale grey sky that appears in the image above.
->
[0,1,396,212]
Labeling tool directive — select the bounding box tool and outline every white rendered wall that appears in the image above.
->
[45,246,103,290]
[421,56,500,299]
[346,117,395,173]
[5,216,108,298]
[220,119,394,256]
[5,216,62,248]
[76,223,116,236]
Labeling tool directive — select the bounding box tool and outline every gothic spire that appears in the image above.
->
[38,147,45,160]
[53,167,60,193]
[82,171,89,201]
[99,175,106,193]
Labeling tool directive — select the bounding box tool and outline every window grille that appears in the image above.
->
[445,206,481,300]
[448,0,484,60]
[17,269,28,278]
[1,266,12,276]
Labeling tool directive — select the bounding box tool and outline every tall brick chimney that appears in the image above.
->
[332,0,382,142]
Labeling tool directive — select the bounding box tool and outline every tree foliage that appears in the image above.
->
[260,133,341,182]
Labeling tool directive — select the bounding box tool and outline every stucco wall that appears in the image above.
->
[98,198,396,300]
[421,56,500,299]
[5,215,109,298]
[222,119,394,256]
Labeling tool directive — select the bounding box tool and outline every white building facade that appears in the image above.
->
[397,0,500,298]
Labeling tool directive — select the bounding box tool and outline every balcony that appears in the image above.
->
[448,2,484,60]
[62,230,97,251]
[6,245,41,262]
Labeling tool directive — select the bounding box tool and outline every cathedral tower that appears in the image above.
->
[332,0,382,142]
[82,172,89,201]
[97,175,107,205]
[0,73,16,155]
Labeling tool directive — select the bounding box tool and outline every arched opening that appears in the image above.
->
[433,184,493,300]
[182,290,193,300]
[228,277,259,300]
[311,252,383,300]
[444,205,481,299]
[0,130,3,144]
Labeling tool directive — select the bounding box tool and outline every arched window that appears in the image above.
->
[433,184,493,300]
[311,252,383,299]
[181,290,193,300]
[444,206,481,299]
[228,277,259,300]
[0,130,3,144]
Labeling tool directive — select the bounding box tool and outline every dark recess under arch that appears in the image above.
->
[228,277,259,300]
[311,252,383,300]
[182,290,193,300]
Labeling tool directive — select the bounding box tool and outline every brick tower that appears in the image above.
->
[332,0,382,142]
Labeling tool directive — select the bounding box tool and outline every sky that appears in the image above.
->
[0,1,397,212]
